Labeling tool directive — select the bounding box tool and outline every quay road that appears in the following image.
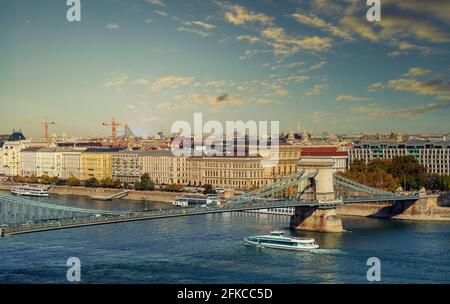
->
[1,199,327,237]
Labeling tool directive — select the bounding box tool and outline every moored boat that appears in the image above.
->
[11,185,50,197]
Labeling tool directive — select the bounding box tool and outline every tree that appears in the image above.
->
[40,175,58,185]
[164,184,183,192]
[349,159,367,174]
[67,176,81,187]
[28,175,39,183]
[388,156,427,190]
[202,184,216,195]
[55,179,67,186]
[136,173,155,191]
[100,177,114,188]
[85,178,99,188]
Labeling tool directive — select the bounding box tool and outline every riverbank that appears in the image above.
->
[0,182,178,203]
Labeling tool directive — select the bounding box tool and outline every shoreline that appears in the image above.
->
[0,182,178,204]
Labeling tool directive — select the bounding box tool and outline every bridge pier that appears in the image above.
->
[290,206,344,233]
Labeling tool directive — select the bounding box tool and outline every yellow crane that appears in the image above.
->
[41,117,55,142]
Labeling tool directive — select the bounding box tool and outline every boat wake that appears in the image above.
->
[309,248,345,255]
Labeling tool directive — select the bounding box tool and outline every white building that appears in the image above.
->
[36,148,61,178]
[60,148,84,179]
[20,147,42,176]
[349,140,450,175]
[1,131,49,177]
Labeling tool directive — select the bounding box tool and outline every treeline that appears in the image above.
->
[9,173,210,193]
[12,175,122,188]
[341,156,450,192]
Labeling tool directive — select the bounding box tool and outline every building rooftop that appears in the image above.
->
[21,147,43,153]
[140,150,177,157]
[84,147,124,153]
[8,131,26,142]
[352,140,450,149]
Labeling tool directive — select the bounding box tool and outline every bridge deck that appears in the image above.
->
[1,200,318,236]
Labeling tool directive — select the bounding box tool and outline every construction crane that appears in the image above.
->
[41,117,55,142]
[102,117,122,146]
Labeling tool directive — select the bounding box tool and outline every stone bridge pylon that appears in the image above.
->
[290,158,344,232]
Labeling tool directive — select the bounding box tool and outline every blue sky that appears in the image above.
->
[0,0,449,138]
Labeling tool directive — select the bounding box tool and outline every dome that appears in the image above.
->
[9,131,26,141]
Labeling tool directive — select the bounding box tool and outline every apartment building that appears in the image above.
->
[139,150,190,185]
[60,148,84,179]
[81,148,122,180]
[36,148,62,177]
[349,140,450,175]
[112,151,141,183]
[20,147,41,176]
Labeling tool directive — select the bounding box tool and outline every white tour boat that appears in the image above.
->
[11,185,50,197]
[244,231,319,251]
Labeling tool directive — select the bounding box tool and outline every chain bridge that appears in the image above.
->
[0,159,426,236]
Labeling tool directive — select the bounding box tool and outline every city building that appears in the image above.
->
[81,148,122,180]
[20,147,42,176]
[1,131,48,176]
[189,155,267,189]
[300,146,348,172]
[36,148,61,177]
[139,150,189,185]
[60,148,84,179]
[112,151,141,184]
[349,140,450,175]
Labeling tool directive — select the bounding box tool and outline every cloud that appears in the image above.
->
[367,82,385,91]
[307,60,327,71]
[340,12,450,55]
[156,102,179,111]
[145,0,165,6]
[351,102,450,120]
[151,76,193,92]
[185,21,215,30]
[388,77,450,96]
[402,67,432,78]
[105,74,129,88]
[178,21,215,37]
[154,10,168,17]
[133,79,150,86]
[236,35,260,44]
[383,0,450,26]
[292,13,351,40]
[261,27,332,56]
[336,95,369,102]
[105,23,120,30]
[218,2,273,25]
[306,84,328,96]
[177,27,211,37]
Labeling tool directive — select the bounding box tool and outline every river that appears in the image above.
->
[0,193,450,283]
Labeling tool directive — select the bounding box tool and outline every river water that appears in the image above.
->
[0,193,450,284]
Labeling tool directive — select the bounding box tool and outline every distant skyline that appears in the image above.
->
[1,0,449,138]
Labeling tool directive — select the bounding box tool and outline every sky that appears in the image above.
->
[0,0,450,139]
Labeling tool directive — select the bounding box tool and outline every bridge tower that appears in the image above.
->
[291,158,344,232]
